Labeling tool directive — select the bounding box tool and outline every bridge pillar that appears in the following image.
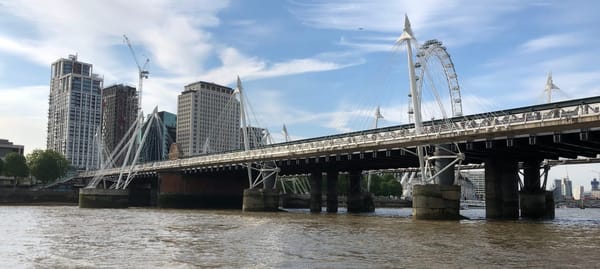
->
[347,170,375,213]
[520,159,554,219]
[485,157,519,219]
[435,145,455,186]
[158,171,246,209]
[79,188,129,208]
[326,170,338,213]
[412,184,461,220]
[309,171,323,213]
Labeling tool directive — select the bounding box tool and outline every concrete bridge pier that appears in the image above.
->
[242,168,279,212]
[347,170,375,213]
[158,171,246,209]
[412,184,460,220]
[519,159,554,219]
[309,171,323,213]
[326,170,338,213]
[485,157,519,219]
[412,145,461,220]
[79,188,129,208]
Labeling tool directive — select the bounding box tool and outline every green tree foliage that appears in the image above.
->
[4,152,29,186]
[370,173,403,197]
[0,158,3,175]
[27,149,69,184]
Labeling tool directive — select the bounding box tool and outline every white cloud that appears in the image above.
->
[519,33,583,53]
[0,85,49,152]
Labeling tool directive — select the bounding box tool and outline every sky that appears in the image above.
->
[1,0,599,191]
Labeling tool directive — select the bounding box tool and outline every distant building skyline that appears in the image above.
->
[176,81,240,157]
[0,139,24,159]
[46,55,103,170]
[141,111,177,162]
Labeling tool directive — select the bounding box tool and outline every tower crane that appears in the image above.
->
[123,34,149,115]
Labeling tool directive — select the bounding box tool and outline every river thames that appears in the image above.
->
[1,206,599,268]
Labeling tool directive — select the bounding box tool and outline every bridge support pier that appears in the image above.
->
[347,170,375,213]
[519,159,554,219]
[79,188,129,208]
[326,170,338,213]
[412,184,460,220]
[412,145,460,220]
[485,157,519,219]
[158,171,245,209]
[242,188,279,212]
[310,171,323,213]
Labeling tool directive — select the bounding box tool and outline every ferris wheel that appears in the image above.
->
[408,39,463,123]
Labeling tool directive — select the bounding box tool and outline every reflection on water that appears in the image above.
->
[1,206,599,268]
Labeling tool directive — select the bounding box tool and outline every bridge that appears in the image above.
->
[76,16,600,220]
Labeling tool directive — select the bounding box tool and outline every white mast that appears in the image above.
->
[282,124,291,142]
[396,15,426,179]
[374,105,384,128]
[545,71,560,103]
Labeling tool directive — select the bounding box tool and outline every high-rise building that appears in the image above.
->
[591,178,599,191]
[176,81,240,156]
[47,55,103,170]
[563,177,573,199]
[240,126,267,150]
[141,111,177,162]
[459,170,485,200]
[101,84,138,166]
[553,179,563,201]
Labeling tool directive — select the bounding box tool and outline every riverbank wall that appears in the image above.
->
[0,189,78,205]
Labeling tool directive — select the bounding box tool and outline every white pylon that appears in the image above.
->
[545,71,560,103]
[374,105,384,129]
[396,14,426,181]
[282,124,291,142]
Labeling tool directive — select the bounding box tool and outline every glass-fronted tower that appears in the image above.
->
[176,81,240,157]
[47,55,103,170]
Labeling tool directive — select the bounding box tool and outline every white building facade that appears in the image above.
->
[47,55,103,170]
[176,81,240,157]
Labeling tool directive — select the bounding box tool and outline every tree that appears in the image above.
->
[4,152,29,187]
[27,149,69,184]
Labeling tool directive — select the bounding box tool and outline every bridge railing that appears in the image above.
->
[81,98,600,178]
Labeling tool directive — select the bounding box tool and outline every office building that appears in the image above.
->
[0,139,24,159]
[553,179,564,201]
[141,111,177,162]
[240,126,268,150]
[101,84,138,166]
[47,55,103,170]
[563,177,573,199]
[459,170,485,200]
[176,81,240,156]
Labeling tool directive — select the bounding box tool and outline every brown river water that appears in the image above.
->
[1,206,599,268]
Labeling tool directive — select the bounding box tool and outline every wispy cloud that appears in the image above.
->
[519,33,584,53]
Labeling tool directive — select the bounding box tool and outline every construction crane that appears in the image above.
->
[123,34,149,115]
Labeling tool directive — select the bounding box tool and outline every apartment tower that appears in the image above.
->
[101,84,138,166]
[47,55,103,170]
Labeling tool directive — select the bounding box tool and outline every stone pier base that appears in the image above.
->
[242,188,280,212]
[412,184,460,220]
[347,192,375,213]
[79,188,129,208]
[280,194,310,208]
[520,190,555,219]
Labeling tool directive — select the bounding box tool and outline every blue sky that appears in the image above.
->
[1,0,599,191]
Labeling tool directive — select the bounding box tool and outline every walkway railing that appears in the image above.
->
[81,97,600,178]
